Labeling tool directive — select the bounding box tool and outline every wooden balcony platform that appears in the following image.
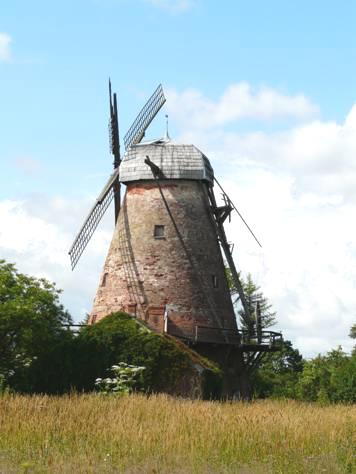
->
[167,325,283,352]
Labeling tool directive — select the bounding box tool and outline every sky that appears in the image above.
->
[1,0,356,357]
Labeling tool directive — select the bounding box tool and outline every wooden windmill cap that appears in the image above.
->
[119,141,214,184]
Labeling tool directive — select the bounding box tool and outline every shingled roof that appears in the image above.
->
[119,140,214,184]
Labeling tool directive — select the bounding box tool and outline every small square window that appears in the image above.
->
[212,275,219,288]
[101,272,108,287]
[154,225,165,239]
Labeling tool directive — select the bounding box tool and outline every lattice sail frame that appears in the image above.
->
[68,84,166,270]
[123,84,166,150]
[68,169,119,269]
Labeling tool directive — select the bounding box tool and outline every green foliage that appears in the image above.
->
[225,267,235,295]
[239,274,277,330]
[0,373,10,395]
[72,312,189,393]
[253,341,356,403]
[330,355,356,402]
[350,323,356,354]
[252,340,304,398]
[6,310,222,398]
[226,269,277,331]
[296,346,356,403]
[72,312,222,397]
[95,362,145,395]
[0,260,72,391]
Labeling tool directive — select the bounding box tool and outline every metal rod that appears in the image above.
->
[214,177,262,248]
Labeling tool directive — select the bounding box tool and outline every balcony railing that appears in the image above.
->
[192,325,282,349]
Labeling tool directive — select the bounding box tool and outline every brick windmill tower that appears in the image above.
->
[69,83,282,395]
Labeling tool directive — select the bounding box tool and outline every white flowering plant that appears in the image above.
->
[95,362,145,395]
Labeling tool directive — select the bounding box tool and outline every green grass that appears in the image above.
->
[0,394,355,473]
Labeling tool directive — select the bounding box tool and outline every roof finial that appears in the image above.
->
[164,114,170,141]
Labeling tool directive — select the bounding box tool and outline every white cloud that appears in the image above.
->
[212,105,356,203]
[0,197,113,322]
[146,0,196,13]
[217,164,356,357]
[0,32,12,62]
[167,83,319,129]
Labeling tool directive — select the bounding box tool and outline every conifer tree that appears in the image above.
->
[226,269,277,331]
[239,274,277,331]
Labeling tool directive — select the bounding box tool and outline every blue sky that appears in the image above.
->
[1,0,356,356]
[1,1,355,194]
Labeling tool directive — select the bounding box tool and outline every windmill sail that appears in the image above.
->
[108,79,120,166]
[68,168,119,269]
[123,84,166,150]
[108,80,121,222]
[69,83,167,270]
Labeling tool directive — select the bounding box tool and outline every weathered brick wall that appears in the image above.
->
[90,179,237,340]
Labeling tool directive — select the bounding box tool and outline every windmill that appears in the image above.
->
[68,82,282,397]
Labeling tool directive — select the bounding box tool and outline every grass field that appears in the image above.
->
[0,394,354,473]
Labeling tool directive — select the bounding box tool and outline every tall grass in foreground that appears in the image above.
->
[0,394,354,473]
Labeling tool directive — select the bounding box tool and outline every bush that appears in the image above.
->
[252,340,304,399]
[71,312,222,397]
[7,312,222,398]
[296,347,356,403]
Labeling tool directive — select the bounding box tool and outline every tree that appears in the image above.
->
[330,354,356,403]
[350,323,356,354]
[226,269,277,331]
[252,340,304,398]
[239,274,277,330]
[0,260,72,391]
[287,324,356,403]
[296,346,356,403]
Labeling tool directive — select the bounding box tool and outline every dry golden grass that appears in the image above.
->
[0,394,355,473]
